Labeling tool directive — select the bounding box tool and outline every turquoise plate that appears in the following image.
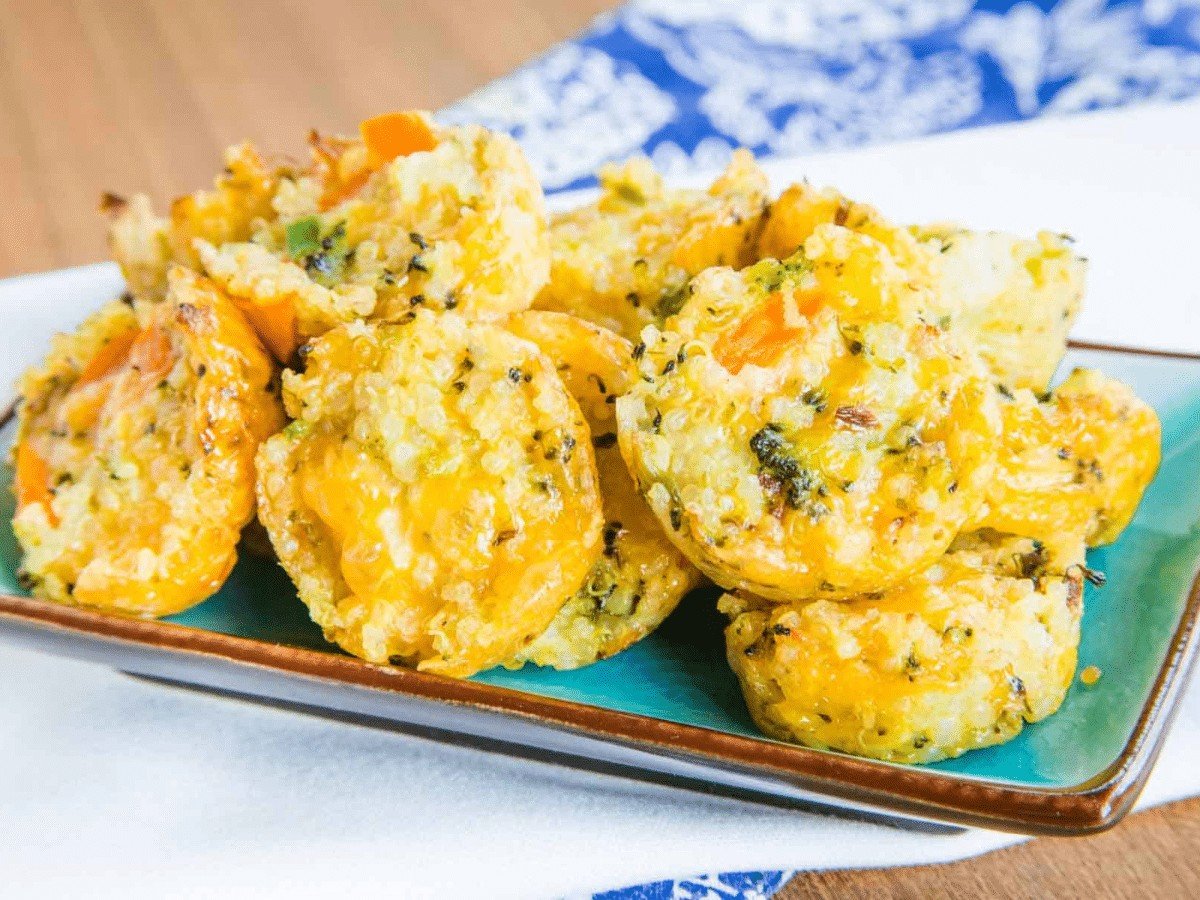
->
[2,339,1198,835]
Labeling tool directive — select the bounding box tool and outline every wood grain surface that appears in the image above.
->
[779,796,1200,899]
[1,1,1194,896]
[0,0,609,276]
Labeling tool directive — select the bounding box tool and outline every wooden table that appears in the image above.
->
[2,1,1195,896]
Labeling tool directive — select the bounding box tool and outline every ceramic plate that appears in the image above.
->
[0,254,1197,834]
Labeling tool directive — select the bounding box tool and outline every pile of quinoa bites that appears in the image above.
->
[11,111,1159,762]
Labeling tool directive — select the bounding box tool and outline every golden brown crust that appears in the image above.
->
[971,368,1161,546]
[12,269,285,615]
[107,143,292,304]
[617,240,1000,601]
[255,311,604,676]
[535,152,769,341]
[916,225,1086,392]
[722,531,1086,763]
[502,311,702,669]
[758,182,1086,391]
[200,117,549,343]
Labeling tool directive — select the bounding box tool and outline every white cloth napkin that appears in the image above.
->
[0,642,1192,900]
[1,100,1198,899]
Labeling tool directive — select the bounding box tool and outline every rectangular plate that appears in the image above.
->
[1,260,1197,836]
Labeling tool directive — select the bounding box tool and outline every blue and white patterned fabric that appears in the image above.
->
[444,2,1200,896]
[444,0,1200,195]
[588,869,795,899]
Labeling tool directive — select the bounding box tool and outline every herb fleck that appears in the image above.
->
[750,423,822,512]
[285,217,321,258]
[654,284,690,321]
[801,387,827,413]
[602,521,625,557]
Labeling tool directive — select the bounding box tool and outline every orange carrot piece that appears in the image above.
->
[360,112,437,167]
[14,441,57,525]
[317,113,436,210]
[319,170,371,212]
[128,327,174,378]
[73,328,138,390]
[239,299,298,364]
[713,291,822,374]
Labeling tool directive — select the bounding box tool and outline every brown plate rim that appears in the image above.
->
[1,338,1197,836]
